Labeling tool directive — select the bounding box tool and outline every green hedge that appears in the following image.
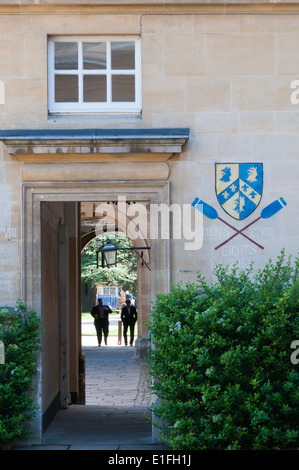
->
[147,252,299,450]
[0,301,41,449]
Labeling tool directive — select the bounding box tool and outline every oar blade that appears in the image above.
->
[260,197,287,219]
[192,198,218,219]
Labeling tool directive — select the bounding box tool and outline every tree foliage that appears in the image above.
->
[81,233,137,297]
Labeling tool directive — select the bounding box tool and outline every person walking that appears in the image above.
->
[91,298,112,346]
[121,299,137,346]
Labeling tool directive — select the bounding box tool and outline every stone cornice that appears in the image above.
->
[0,2,299,15]
[0,128,189,162]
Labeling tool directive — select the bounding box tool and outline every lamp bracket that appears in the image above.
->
[96,245,151,270]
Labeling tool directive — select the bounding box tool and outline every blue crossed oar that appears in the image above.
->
[214,197,287,250]
[192,197,287,250]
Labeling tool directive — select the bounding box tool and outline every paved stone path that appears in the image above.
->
[84,344,152,408]
[16,333,170,450]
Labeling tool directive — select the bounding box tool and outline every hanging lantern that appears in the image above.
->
[97,239,117,268]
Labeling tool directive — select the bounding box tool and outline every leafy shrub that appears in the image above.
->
[0,300,41,449]
[147,251,299,449]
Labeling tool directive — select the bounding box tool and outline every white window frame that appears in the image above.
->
[48,36,142,114]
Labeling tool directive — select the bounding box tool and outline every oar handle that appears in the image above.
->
[217,217,264,250]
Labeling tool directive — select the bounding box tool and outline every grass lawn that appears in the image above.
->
[81,311,138,337]
[82,311,121,336]
[81,311,119,320]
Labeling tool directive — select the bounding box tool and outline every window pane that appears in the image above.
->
[83,75,107,102]
[111,42,135,70]
[55,42,78,70]
[112,75,135,102]
[83,42,106,70]
[55,75,78,102]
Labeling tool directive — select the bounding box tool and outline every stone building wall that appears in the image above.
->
[0,3,298,295]
[0,0,299,441]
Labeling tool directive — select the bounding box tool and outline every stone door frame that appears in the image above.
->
[22,179,170,443]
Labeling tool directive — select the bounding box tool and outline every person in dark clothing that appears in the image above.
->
[91,297,112,346]
[121,299,137,346]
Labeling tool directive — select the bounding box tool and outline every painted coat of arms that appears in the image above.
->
[215,163,263,220]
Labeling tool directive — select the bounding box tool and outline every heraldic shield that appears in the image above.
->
[215,163,263,220]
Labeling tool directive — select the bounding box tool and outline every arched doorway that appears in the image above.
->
[81,232,138,345]
[80,200,151,351]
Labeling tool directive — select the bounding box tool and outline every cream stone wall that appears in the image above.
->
[0,143,21,307]
[0,7,299,301]
[142,12,299,284]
